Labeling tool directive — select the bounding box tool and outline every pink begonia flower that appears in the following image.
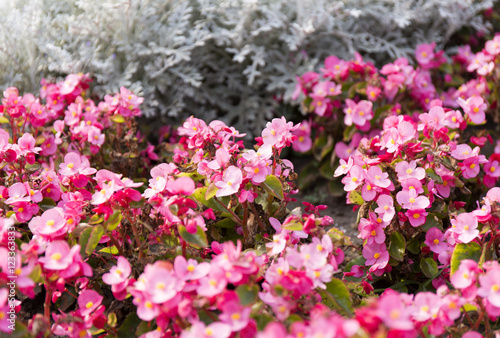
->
[419,106,447,131]
[450,259,479,289]
[457,96,487,125]
[215,166,242,197]
[207,147,231,170]
[180,321,231,338]
[411,292,441,323]
[77,289,103,318]
[451,143,477,160]
[362,243,389,270]
[484,159,500,177]
[334,157,353,177]
[38,240,73,270]
[15,133,42,155]
[197,268,228,298]
[450,212,479,244]
[395,160,425,181]
[102,256,131,285]
[310,95,330,116]
[444,109,464,129]
[133,262,184,305]
[28,207,67,238]
[4,183,30,204]
[415,42,435,67]
[375,194,395,222]
[174,256,210,281]
[291,120,312,153]
[361,181,377,201]
[406,209,428,227]
[219,301,252,332]
[460,155,487,179]
[87,126,105,146]
[341,165,365,191]
[485,35,500,55]
[351,100,373,127]
[366,166,391,188]
[167,177,195,195]
[377,291,414,331]
[478,267,500,307]
[424,227,448,254]
[400,177,424,194]
[366,85,381,101]
[358,217,385,245]
[91,181,117,205]
[396,189,430,210]
[266,233,287,256]
[261,116,298,149]
[59,152,96,176]
[311,235,333,257]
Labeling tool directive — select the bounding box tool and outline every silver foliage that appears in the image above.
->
[0,0,494,135]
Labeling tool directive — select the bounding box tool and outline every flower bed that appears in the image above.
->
[2,30,500,338]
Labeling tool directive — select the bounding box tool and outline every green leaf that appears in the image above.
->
[213,218,236,229]
[111,114,125,123]
[0,116,9,124]
[236,285,259,306]
[420,257,439,278]
[179,225,208,248]
[108,313,118,327]
[205,183,218,200]
[407,238,421,255]
[348,190,364,205]
[28,264,42,283]
[99,246,119,255]
[425,168,443,184]
[83,225,105,257]
[421,213,443,232]
[283,221,303,231]
[388,232,406,261]
[191,187,227,213]
[117,313,142,338]
[106,211,122,231]
[262,175,284,200]
[450,242,482,275]
[320,278,353,315]
[88,213,105,225]
[39,197,56,211]
[79,228,93,257]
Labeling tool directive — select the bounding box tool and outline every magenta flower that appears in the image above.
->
[358,218,385,245]
[77,289,103,318]
[415,42,435,68]
[215,166,243,197]
[406,209,428,227]
[425,228,448,254]
[363,243,389,270]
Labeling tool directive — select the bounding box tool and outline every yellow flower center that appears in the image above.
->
[187,264,195,272]
[390,310,399,319]
[314,271,321,278]
[375,175,381,180]
[254,167,260,174]
[492,285,500,292]
[145,301,153,309]
[231,313,241,320]
[409,198,416,204]
[352,177,358,182]
[433,239,439,245]
[421,305,429,312]
[406,168,413,174]
[473,107,479,113]
[464,225,469,230]
[51,253,62,261]
[156,282,165,290]
[18,207,24,213]
[413,213,420,219]
[374,253,380,259]
[46,220,55,227]
[316,244,323,252]
[371,230,376,236]
[86,301,93,309]
[67,163,74,169]
[384,205,389,210]
[366,185,372,191]
[205,328,213,336]
[470,164,476,169]
[491,167,496,172]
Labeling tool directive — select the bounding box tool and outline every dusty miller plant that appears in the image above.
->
[0,0,495,136]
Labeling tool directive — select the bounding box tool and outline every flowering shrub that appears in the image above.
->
[5,32,500,337]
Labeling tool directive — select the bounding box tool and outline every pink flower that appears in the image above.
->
[16,133,41,155]
[352,100,373,127]
[477,267,500,307]
[5,183,30,204]
[180,321,231,338]
[358,217,385,245]
[450,212,479,244]
[415,42,435,68]
[28,207,67,239]
[215,166,243,197]
[219,301,252,332]
[38,240,73,270]
[395,160,425,181]
[457,96,487,125]
[77,289,103,318]
[366,166,391,188]
[102,256,131,285]
[425,228,448,254]
[406,209,428,227]
[450,259,479,289]
[334,157,353,177]
[375,194,395,222]
[377,291,414,330]
[261,117,298,149]
[174,256,210,281]
[197,268,228,297]
[342,165,365,191]
[363,243,389,270]
[396,189,430,210]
